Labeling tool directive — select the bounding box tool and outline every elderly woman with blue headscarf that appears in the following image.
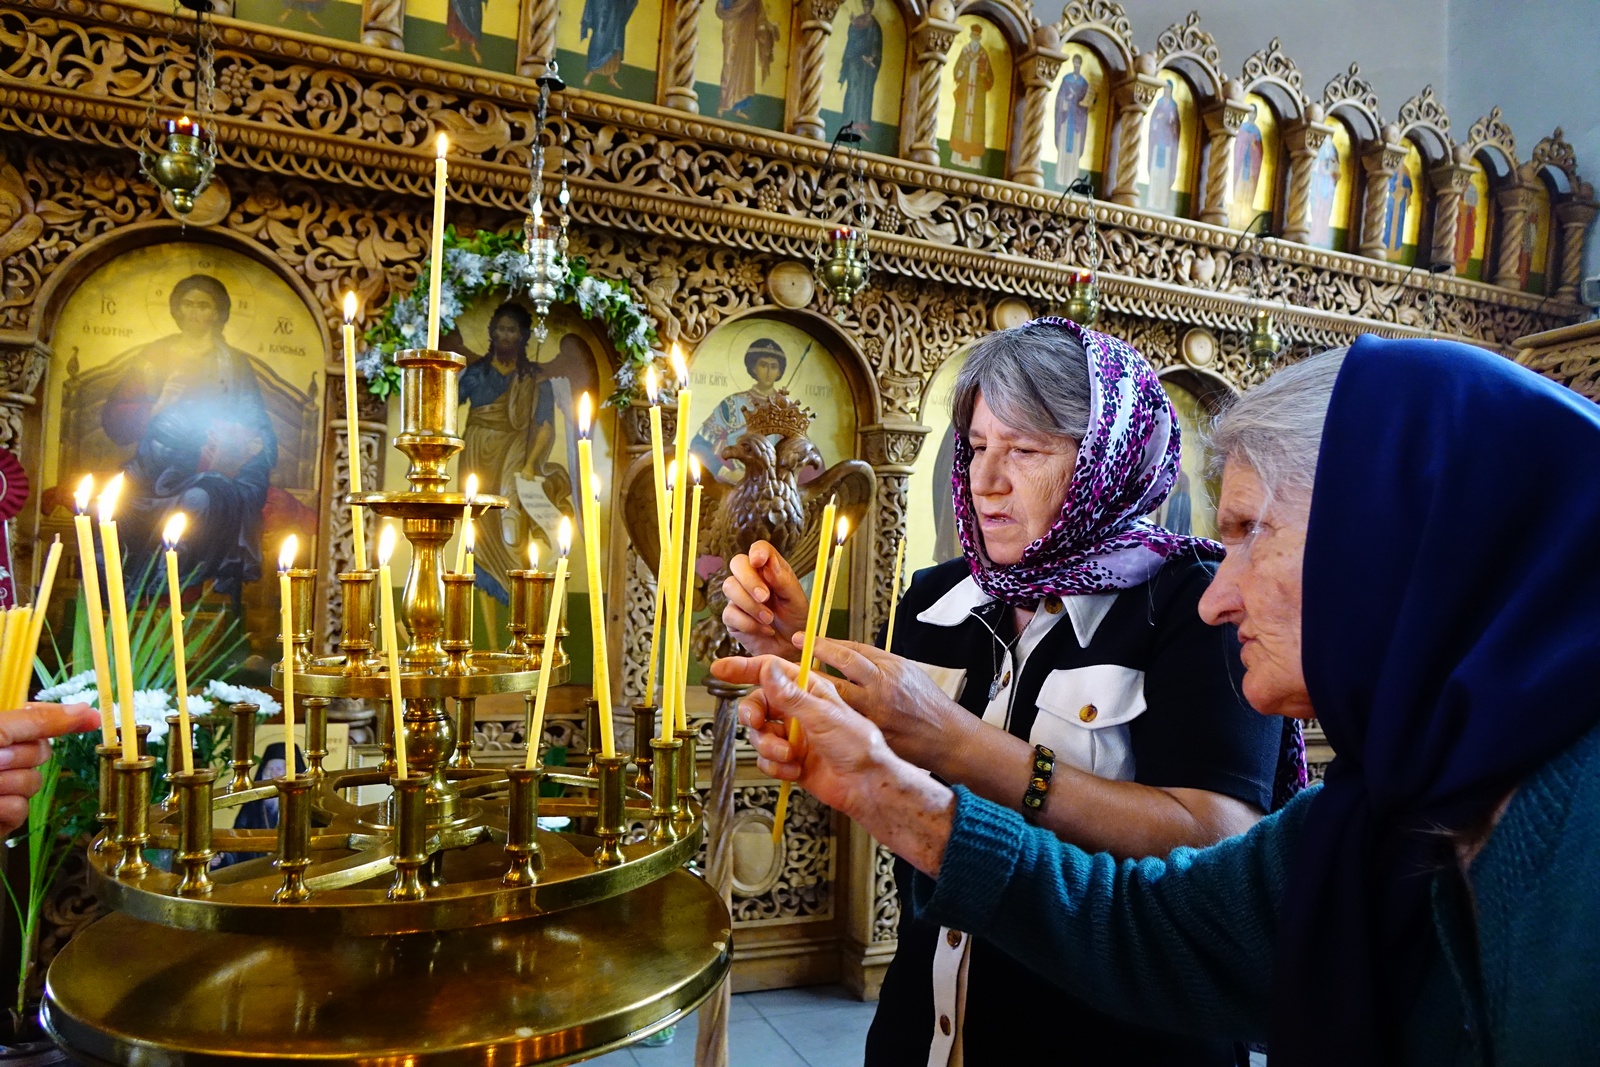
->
[719,319,1289,1066]
[719,335,1600,1064]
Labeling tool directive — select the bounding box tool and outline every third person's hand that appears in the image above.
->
[721,540,810,660]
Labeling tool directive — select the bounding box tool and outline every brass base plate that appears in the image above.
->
[43,870,731,1065]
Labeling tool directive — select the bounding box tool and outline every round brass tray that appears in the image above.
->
[89,768,703,936]
[272,654,567,699]
[44,870,731,1066]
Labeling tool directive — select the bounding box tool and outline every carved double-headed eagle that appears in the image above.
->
[622,390,874,664]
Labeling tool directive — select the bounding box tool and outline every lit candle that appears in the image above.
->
[772,497,837,843]
[96,475,139,761]
[574,395,615,758]
[455,472,478,575]
[343,292,368,572]
[675,458,703,733]
[884,536,906,651]
[377,523,409,777]
[818,516,850,652]
[426,132,449,350]
[668,346,693,603]
[278,535,298,782]
[12,538,61,711]
[657,460,680,741]
[163,515,194,774]
[72,479,117,745]
[644,367,670,713]
[526,517,572,769]
[463,519,476,648]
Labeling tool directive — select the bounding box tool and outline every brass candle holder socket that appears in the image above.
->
[172,768,218,897]
[113,756,157,880]
[506,569,536,658]
[441,572,475,674]
[388,774,431,901]
[583,698,602,779]
[454,697,477,768]
[527,571,554,670]
[502,765,544,886]
[338,570,379,676]
[135,723,151,757]
[162,713,185,810]
[288,567,318,670]
[272,775,316,904]
[648,737,682,845]
[227,702,259,793]
[593,755,627,867]
[674,728,697,835]
[94,743,120,852]
[632,704,658,792]
[304,697,330,778]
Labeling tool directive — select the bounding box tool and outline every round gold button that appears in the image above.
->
[1043,596,1064,615]
[1079,703,1098,723]
[939,1014,952,1036]
[946,929,963,948]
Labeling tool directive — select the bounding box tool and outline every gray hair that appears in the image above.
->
[951,322,1092,441]
[1206,347,1350,502]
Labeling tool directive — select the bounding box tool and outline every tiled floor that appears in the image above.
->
[585,984,876,1067]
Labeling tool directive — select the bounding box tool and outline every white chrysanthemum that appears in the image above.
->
[34,670,98,703]
[203,680,280,717]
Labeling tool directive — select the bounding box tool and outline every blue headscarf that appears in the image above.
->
[1272,335,1600,1064]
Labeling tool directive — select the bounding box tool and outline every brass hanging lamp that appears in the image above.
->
[812,124,873,318]
[139,0,219,215]
[524,59,569,339]
[1062,178,1101,326]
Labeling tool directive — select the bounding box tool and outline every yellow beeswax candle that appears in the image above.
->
[426,133,449,350]
[526,517,572,769]
[657,460,680,741]
[377,523,409,777]
[675,459,703,733]
[772,498,838,843]
[15,537,62,710]
[574,395,616,758]
[644,367,671,714]
[278,536,298,782]
[71,478,117,745]
[342,292,368,571]
[96,476,139,761]
[163,515,194,774]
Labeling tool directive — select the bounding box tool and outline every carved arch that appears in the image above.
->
[1238,37,1306,124]
[953,0,1037,55]
[1465,107,1518,180]
[1396,85,1452,165]
[1528,128,1580,197]
[1052,0,1133,75]
[702,304,886,425]
[1320,62,1382,145]
[1151,9,1224,105]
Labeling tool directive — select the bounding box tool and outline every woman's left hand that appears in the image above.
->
[801,637,976,775]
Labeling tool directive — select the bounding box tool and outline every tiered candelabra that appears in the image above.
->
[43,344,730,1064]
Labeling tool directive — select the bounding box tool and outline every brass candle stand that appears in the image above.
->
[52,345,728,1066]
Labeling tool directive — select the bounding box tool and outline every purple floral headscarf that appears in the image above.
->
[951,317,1222,607]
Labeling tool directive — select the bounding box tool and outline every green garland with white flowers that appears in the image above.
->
[359,228,659,404]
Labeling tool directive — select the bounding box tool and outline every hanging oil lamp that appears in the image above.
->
[139,0,218,216]
[812,125,872,319]
[1247,307,1282,372]
[1063,271,1100,327]
[523,60,568,340]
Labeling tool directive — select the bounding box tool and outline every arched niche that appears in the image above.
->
[1305,114,1360,253]
[555,0,666,104]
[1224,90,1287,232]
[694,0,796,128]
[1155,364,1235,540]
[1455,152,1497,281]
[1131,65,1204,218]
[822,0,912,157]
[1041,34,1117,194]
[907,347,964,571]
[1150,11,1225,106]
[936,7,1019,177]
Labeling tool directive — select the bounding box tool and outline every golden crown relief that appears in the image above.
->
[740,390,815,441]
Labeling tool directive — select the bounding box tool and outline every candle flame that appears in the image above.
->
[690,455,702,485]
[435,132,449,157]
[343,291,358,322]
[96,473,124,523]
[278,534,298,572]
[378,523,398,567]
[664,458,677,491]
[645,366,659,404]
[591,473,602,501]
[73,475,94,515]
[528,540,539,571]
[835,515,850,544]
[162,512,187,548]
[557,516,573,556]
[464,520,475,553]
[670,344,689,388]
[578,392,592,436]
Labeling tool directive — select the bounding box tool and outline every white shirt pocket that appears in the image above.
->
[1032,664,1148,781]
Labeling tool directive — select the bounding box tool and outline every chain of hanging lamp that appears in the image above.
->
[524,59,570,341]
[811,124,873,320]
[139,0,219,215]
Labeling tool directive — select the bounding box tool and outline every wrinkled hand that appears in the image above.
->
[720,541,810,660]
[0,703,102,838]
[711,655,895,818]
[802,637,974,771]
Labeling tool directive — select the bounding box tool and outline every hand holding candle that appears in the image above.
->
[426,132,449,350]
[526,517,572,769]
[278,535,298,782]
[71,477,117,746]
[164,514,194,774]
[377,524,409,777]
[772,498,840,843]
[342,292,368,572]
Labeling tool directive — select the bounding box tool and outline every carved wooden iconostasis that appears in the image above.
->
[1,0,1596,1003]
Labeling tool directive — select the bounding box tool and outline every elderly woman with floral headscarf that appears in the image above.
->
[722,336,1600,1064]
[718,319,1290,1066]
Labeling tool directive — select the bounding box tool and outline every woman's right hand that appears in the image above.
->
[720,540,810,660]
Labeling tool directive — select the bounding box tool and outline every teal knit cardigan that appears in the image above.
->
[912,720,1600,1066]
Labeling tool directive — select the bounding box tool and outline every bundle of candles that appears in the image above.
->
[0,536,61,714]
